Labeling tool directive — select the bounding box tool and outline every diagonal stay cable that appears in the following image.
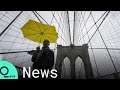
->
[78,11,92,37]
[32,11,42,23]
[62,12,71,43]
[57,11,66,33]
[87,11,109,43]
[81,11,101,77]
[74,12,82,45]
[40,11,69,45]
[35,11,49,25]
[77,11,86,44]
[0,11,23,37]
[33,11,70,45]
[57,11,70,42]
[51,11,70,45]
[54,11,70,45]
[90,11,119,78]
[78,11,107,43]
[42,11,56,33]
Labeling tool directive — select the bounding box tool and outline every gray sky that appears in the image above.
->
[0,11,120,78]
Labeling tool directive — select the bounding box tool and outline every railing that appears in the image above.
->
[0,49,55,54]
[0,50,32,54]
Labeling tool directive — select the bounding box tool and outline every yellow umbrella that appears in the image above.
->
[21,19,58,43]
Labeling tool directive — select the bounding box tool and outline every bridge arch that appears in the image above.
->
[61,57,71,79]
[55,44,94,79]
[75,56,85,79]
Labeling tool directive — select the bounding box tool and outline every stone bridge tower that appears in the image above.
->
[55,44,94,79]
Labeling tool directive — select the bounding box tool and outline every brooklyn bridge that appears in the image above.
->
[0,11,120,79]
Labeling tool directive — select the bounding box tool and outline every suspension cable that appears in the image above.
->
[67,11,72,45]
[35,11,49,24]
[78,11,107,43]
[51,11,71,45]
[87,11,109,43]
[81,12,101,77]
[90,11,119,78]
[32,11,42,23]
[0,11,23,37]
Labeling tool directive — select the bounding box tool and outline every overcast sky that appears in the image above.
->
[0,11,120,78]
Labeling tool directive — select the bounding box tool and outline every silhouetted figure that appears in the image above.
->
[27,46,41,56]
[32,40,54,79]
[27,46,41,68]
[29,46,40,71]
[31,46,41,63]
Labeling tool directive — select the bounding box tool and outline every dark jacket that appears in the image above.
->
[33,47,54,70]
[31,50,40,62]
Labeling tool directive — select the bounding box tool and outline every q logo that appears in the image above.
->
[0,60,18,79]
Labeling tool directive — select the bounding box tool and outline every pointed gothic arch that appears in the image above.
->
[61,57,71,79]
[75,56,85,79]
[55,44,94,79]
